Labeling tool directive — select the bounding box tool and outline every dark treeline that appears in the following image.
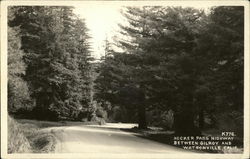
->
[8,6,244,136]
[94,6,244,135]
[8,6,93,121]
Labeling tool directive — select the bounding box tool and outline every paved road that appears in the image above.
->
[48,123,192,153]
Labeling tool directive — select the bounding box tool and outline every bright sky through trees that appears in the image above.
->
[74,5,123,59]
[73,4,211,59]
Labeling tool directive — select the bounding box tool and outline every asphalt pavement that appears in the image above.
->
[48,123,192,153]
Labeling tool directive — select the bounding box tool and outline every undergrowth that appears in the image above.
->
[8,116,56,153]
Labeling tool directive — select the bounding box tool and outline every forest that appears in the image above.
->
[8,6,244,138]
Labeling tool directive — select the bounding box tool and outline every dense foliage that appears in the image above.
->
[8,6,92,120]
[8,6,244,136]
[94,6,244,135]
[8,7,32,113]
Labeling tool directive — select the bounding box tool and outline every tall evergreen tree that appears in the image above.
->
[8,27,31,113]
[195,6,244,133]
[95,6,207,133]
[8,6,92,120]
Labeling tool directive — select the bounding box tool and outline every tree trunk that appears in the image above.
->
[138,104,147,129]
[199,107,204,129]
[174,102,201,136]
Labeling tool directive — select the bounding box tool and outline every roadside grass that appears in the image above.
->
[17,119,67,128]
[8,118,105,153]
[8,116,31,153]
[8,117,57,153]
[17,119,104,128]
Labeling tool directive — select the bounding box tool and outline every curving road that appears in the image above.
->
[47,123,192,153]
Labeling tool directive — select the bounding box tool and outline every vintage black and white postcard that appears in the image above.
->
[1,0,249,159]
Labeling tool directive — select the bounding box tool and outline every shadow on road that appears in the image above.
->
[119,128,211,153]
[86,126,197,153]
